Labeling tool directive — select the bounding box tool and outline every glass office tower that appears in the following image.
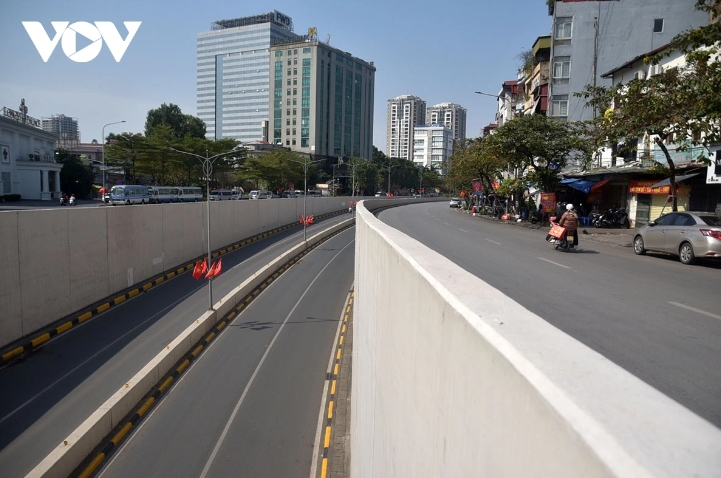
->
[197,11,302,143]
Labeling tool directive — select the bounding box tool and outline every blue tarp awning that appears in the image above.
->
[560,178,597,194]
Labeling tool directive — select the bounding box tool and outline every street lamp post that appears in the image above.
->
[102,120,126,194]
[169,146,240,310]
[382,164,400,195]
[285,157,325,242]
[475,90,519,124]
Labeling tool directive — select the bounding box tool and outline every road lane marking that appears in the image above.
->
[485,239,501,245]
[537,257,571,269]
[669,302,721,321]
[0,287,200,425]
[443,222,450,226]
[459,228,469,233]
[199,239,356,478]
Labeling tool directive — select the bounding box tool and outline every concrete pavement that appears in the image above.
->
[466,210,634,247]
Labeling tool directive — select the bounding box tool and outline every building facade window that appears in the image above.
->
[275,51,283,57]
[555,17,572,39]
[653,18,664,33]
[551,95,568,117]
[553,56,570,84]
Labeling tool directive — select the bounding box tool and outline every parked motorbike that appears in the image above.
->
[69,195,76,206]
[616,207,630,228]
[546,216,575,252]
[60,196,67,206]
[593,207,630,228]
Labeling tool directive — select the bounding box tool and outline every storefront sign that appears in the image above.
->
[540,192,556,212]
[708,150,721,184]
[629,180,671,194]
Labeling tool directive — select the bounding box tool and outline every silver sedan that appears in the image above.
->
[633,211,721,265]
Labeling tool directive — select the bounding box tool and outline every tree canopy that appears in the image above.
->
[144,103,207,139]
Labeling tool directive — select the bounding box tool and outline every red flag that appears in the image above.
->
[192,260,203,280]
[200,258,208,276]
[205,260,218,279]
[212,258,223,277]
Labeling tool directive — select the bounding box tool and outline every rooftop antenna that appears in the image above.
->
[326,33,331,44]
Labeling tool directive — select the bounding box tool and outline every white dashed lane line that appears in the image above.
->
[485,239,501,245]
[537,257,571,269]
[669,302,721,321]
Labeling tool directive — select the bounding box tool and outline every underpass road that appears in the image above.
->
[0,214,350,478]
[379,202,721,428]
[96,227,355,478]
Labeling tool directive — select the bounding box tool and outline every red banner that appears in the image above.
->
[629,180,672,195]
[540,192,556,213]
[472,180,482,193]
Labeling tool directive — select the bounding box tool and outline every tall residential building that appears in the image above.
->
[426,103,466,143]
[386,95,426,160]
[547,0,708,123]
[412,124,453,171]
[197,11,303,143]
[41,114,79,148]
[268,37,376,160]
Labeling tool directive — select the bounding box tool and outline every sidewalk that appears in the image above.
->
[468,210,634,248]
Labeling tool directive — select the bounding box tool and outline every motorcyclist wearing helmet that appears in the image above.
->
[558,203,579,248]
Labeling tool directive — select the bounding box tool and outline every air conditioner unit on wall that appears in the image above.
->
[634,70,646,80]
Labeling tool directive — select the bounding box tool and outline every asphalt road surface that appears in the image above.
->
[0,214,350,478]
[96,227,355,478]
[379,202,721,429]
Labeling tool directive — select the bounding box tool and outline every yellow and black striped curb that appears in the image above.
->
[320,290,353,478]
[73,223,354,478]
[0,209,349,367]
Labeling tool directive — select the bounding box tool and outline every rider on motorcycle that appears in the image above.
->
[558,203,579,248]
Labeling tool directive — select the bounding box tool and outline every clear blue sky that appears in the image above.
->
[1,0,550,153]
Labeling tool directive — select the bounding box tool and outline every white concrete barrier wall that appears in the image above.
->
[352,200,721,478]
[0,198,353,348]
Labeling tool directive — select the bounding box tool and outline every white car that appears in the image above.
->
[449,198,462,208]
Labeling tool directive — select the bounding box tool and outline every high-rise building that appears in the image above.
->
[41,114,79,148]
[426,103,466,143]
[268,36,376,160]
[547,0,707,123]
[412,124,453,171]
[197,11,303,143]
[386,95,426,160]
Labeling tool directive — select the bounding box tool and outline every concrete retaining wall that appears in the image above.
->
[352,200,721,478]
[0,198,351,349]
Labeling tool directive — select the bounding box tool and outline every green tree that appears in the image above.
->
[445,138,506,195]
[59,156,95,199]
[145,103,207,139]
[105,133,148,184]
[482,114,591,193]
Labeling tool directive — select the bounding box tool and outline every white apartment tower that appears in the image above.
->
[268,38,376,160]
[197,11,302,143]
[426,102,466,142]
[413,124,453,171]
[386,95,426,160]
[41,114,79,148]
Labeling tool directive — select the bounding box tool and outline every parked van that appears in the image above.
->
[249,190,272,199]
[148,186,179,203]
[108,185,150,205]
[209,189,234,201]
[177,187,203,202]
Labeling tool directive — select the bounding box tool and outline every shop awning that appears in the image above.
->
[650,173,700,188]
[560,178,597,194]
[589,179,611,191]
